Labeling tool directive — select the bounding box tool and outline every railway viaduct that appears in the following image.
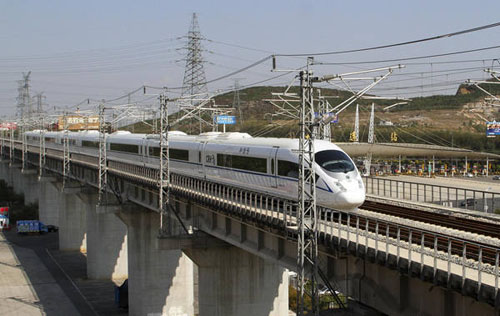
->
[0,142,498,316]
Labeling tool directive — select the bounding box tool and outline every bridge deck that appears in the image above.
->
[2,138,500,306]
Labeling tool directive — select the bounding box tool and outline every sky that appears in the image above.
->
[1,0,500,118]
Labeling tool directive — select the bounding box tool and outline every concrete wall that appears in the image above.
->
[0,162,39,205]
[118,209,195,316]
[86,202,128,280]
[328,256,496,316]
[38,178,60,227]
[58,190,87,252]
[16,171,39,205]
[185,245,289,316]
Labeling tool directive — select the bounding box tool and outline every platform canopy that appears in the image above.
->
[337,142,500,160]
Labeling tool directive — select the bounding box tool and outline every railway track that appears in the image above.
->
[356,201,500,265]
[361,200,500,239]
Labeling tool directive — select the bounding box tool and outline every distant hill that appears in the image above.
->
[123,81,500,153]
[213,79,500,113]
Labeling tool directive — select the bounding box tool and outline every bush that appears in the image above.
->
[0,180,39,224]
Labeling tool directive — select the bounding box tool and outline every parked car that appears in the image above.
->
[460,199,476,207]
[47,225,58,232]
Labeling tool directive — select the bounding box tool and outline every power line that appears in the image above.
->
[0,60,180,75]
[172,22,500,89]
[206,39,274,54]
[315,45,500,65]
[0,37,181,61]
[275,21,500,57]
[181,13,209,101]
[337,57,500,66]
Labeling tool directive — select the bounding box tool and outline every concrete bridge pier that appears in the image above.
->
[0,161,10,183]
[58,186,88,252]
[0,162,40,205]
[86,197,128,281]
[327,255,496,316]
[16,169,39,204]
[38,177,60,226]
[118,209,195,316]
[184,245,289,316]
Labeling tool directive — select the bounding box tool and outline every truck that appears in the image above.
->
[0,207,10,231]
[16,220,48,234]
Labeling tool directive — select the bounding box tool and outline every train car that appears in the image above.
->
[25,130,365,210]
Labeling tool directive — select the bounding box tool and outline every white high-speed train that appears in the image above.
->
[25,130,365,210]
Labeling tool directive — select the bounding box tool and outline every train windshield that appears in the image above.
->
[315,150,355,173]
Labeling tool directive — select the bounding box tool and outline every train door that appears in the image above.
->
[270,147,279,188]
[141,138,147,164]
[198,142,206,177]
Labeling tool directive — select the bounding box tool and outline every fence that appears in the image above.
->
[363,176,500,213]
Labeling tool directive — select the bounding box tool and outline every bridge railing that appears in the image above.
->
[2,139,499,301]
[171,174,296,230]
[319,209,500,300]
[169,174,500,300]
[363,176,500,213]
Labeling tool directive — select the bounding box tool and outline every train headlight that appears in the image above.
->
[335,182,347,192]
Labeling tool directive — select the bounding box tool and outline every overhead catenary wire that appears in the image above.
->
[320,57,500,66]
[5,22,500,120]
[0,37,182,61]
[103,21,500,90]
[315,45,500,65]
[275,21,500,57]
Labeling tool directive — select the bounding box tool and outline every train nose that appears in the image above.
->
[335,189,366,210]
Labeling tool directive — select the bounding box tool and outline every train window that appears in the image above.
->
[149,147,189,161]
[45,137,55,143]
[217,154,231,167]
[110,143,139,154]
[217,154,267,173]
[82,140,99,148]
[171,149,189,161]
[315,150,354,173]
[271,159,275,175]
[278,160,299,178]
[149,147,159,157]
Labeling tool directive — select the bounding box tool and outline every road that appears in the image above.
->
[0,230,85,315]
[2,230,125,316]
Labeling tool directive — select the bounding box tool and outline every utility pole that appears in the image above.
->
[297,57,319,316]
[98,104,107,205]
[62,112,70,188]
[34,92,45,116]
[21,121,28,172]
[181,13,209,133]
[38,116,45,179]
[9,127,13,164]
[17,72,32,171]
[16,71,32,120]
[364,103,375,176]
[233,78,244,124]
[159,92,171,235]
[317,89,332,142]
[354,104,359,142]
[268,61,400,314]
